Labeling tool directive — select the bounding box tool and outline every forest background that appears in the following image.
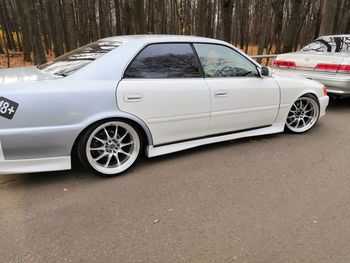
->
[0,0,349,68]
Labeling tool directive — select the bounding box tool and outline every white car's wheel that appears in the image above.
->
[286,95,320,133]
[78,120,141,176]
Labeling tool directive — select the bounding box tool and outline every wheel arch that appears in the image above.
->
[70,114,153,158]
[284,92,321,133]
[295,91,320,108]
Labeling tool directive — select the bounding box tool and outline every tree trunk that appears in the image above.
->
[122,0,133,34]
[16,0,32,61]
[23,0,47,64]
[282,0,302,53]
[220,0,234,42]
[64,0,78,50]
[196,0,207,36]
[0,0,14,51]
[88,0,99,40]
[319,0,338,36]
[114,0,122,35]
[271,0,285,54]
[239,0,249,49]
[47,0,63,57]
[134,0,144,34]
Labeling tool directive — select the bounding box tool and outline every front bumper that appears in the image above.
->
[319,95,329,118]
[273,69,350,95]
[0,139,71,175]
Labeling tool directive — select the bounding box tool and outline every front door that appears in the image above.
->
[193,43,280,135]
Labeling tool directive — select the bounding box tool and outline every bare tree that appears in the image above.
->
[196,0,207,36]
[1,0,349,68]
[282,0,302,53]
[319,0,338,36]
[220,0,234,42]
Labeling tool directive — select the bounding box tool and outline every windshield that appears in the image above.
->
[301,36,350,53]
[38,40,122,76]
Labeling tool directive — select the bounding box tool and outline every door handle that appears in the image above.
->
[124,93,142,102]
[214,90,228,98]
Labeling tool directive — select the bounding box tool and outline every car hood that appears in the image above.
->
[0,66,60,85]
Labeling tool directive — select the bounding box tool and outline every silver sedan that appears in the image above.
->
[273,35,350,97]
[0,35,329,177]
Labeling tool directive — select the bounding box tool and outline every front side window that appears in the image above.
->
[193,44,259,78]
[301,37,350,53]
[38,40,122,76]
[124,43,201,78]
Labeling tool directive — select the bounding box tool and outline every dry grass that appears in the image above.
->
[0,52,55,68]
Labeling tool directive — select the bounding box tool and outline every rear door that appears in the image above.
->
[117,43,210,145]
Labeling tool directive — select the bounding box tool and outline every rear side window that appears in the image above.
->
[301,37,350,53]
[124,43,201,78]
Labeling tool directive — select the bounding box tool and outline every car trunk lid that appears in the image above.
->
[274,52,347,72]
[0,67,60,85]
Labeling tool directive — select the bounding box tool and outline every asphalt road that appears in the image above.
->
[1,98,350,263]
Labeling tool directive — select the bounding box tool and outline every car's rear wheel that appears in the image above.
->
[78,120,141,176]
[286,95,320,133]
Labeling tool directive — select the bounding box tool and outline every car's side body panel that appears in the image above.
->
[0,35,329,175]
[117,79,211,145]
[271,75,327,124]
[147,123,285,157]
[0,78,153,162]
[205,77,280,135]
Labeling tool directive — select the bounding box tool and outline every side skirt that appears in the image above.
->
[146,123,285,158]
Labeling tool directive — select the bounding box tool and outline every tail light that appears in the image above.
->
[323,86,327,96]
[315,63,339,72]
[315,63,350,74]
[273,60,296,69]
[337,65,350,74]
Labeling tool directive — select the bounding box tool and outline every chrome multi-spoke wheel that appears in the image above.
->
[286,95,320,133]
[79,121,141,176]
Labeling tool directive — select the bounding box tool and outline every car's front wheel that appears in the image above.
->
[78,120,141,176]
[286,95,320,133]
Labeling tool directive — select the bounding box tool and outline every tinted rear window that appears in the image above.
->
[124,43,201,78]
[301,36,350,53]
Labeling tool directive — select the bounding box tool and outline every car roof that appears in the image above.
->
[100,34,225,45]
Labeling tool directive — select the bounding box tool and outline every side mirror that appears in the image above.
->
[261,66,272,77]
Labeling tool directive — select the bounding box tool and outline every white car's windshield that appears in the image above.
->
[38,40,122,76]
[301,36,350,53]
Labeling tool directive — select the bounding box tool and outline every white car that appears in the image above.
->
[273,35,350,97]
[0,35,329,176]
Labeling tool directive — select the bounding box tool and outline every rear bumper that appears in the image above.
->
[310,75,350,95]
[273,69,350,94]
[0,139,71,175]
[0,156,71,175]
